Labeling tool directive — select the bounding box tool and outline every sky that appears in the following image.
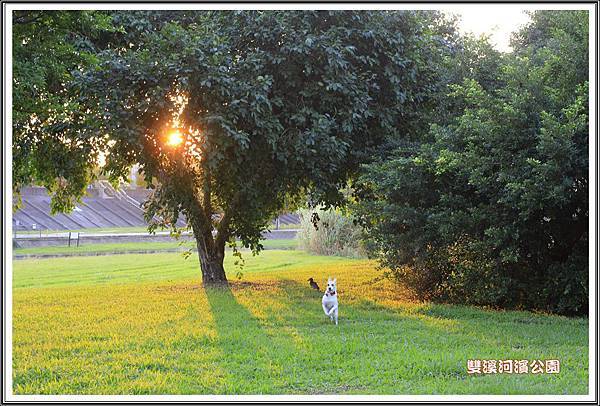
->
[445,6,533,52]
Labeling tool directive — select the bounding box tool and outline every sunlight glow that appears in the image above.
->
[166,129,184,147]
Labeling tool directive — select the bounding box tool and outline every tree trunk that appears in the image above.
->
[194,229,228,286]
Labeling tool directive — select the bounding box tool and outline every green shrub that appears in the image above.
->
[382,235,588,316]
[354,11,589,316]
[386,238,512,307]
[297,208,366,258]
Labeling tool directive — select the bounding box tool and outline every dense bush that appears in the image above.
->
[355,10,589,316]
[297,209,366,258]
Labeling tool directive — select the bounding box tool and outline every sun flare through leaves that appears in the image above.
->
[166,129,184,147]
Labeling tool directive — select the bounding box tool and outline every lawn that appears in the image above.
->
[12,250,588,395]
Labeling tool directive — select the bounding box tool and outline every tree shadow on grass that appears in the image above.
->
[204,283,307,394]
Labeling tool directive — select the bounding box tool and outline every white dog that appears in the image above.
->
[322,277,338,325]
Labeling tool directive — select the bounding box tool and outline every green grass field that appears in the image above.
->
[12,250,588,395]
[13,238,298,257]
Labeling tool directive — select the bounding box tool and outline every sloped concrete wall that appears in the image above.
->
[14,186,300,231]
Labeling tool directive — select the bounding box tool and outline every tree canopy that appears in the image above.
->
[13,10,446,284]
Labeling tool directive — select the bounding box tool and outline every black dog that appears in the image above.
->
[308,277,320,291]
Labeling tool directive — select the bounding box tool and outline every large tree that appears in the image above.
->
[14,10,439,285]
[355,10,589,315]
